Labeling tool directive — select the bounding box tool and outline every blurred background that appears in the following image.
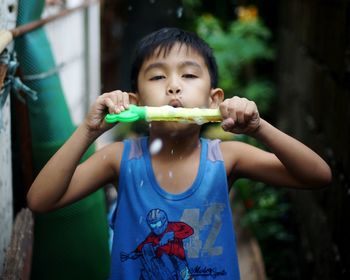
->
[0,0,349,279]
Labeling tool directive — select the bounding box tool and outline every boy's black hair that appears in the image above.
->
[130,27,219,92]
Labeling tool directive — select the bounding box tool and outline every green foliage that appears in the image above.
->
[235,175,299,279]
[236,180,293,242]
[196,15,275,114]
[245,80,275,114]
[194,12,286,243]
[192,12,299,279]
[232,135,298,279]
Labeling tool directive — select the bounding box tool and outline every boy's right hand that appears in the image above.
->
[84,90,132,136]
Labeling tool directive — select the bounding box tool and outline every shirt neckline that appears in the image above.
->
[141,137,207,201]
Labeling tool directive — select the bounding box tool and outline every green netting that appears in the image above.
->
[14,1,110,279]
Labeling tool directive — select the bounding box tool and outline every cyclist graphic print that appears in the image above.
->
[120,209,194,280]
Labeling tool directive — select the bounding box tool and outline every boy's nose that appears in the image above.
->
[167,87,181,94]
[167,80,182,95]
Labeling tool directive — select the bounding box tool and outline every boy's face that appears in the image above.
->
[136,43,220,109]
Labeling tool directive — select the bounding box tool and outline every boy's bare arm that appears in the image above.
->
[27,90,132,213]
[27,127,122,212]
[220,97,332,188]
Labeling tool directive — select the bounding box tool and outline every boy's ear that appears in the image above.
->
[209,88,224,108]
[128,92,139,105]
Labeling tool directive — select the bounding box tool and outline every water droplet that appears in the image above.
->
[149,123,152,128]
[171,149,174,155]
[139,180,144,187]
[169,171,173,178]
[150,138,163,155]
[128,168,132,174]
[176,6,183,18]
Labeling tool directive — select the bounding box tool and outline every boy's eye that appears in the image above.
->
[182,74,197,79]
[150,75,165,81]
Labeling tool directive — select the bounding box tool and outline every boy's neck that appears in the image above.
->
[148,126,201,159]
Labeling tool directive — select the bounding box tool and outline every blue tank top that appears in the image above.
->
[109,137,240,279]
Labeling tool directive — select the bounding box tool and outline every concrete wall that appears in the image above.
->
[276,0,350,278]
[44,0,100,126]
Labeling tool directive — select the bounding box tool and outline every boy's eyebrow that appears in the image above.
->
[143,62,166,74]
[179,60,202,70]
[144,60,203,74]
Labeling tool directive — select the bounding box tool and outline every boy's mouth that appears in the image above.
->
[168,99,183,108]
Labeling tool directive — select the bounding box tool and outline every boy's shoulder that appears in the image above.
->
[219,139,247,149]
[97,140,124,153]
[218,140,254,173]
[219,139,256,158]
[94,140,125,168]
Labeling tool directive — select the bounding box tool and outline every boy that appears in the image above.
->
[27,28,331,279]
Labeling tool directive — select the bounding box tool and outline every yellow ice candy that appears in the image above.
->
[146,106,222,124]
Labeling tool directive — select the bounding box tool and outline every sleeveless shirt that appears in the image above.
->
[109,137,240,279]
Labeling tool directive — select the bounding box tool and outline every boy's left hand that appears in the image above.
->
[219,96,260,135]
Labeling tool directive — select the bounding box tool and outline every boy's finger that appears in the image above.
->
[111,92,120,107]
[221,118,235,131]
[116,91,124,108]
[226,100,238,123]
[105,90,120,100]
[105,97,117,114]
[122,92,129,109]
[219,102,229,118]
[236,105,246,124]
[103,91,118,108]
[244,102,257,122]
[234,98,248,124]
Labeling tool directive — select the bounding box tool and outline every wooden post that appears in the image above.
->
[1,208,34,280]
[0,0,17,274]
